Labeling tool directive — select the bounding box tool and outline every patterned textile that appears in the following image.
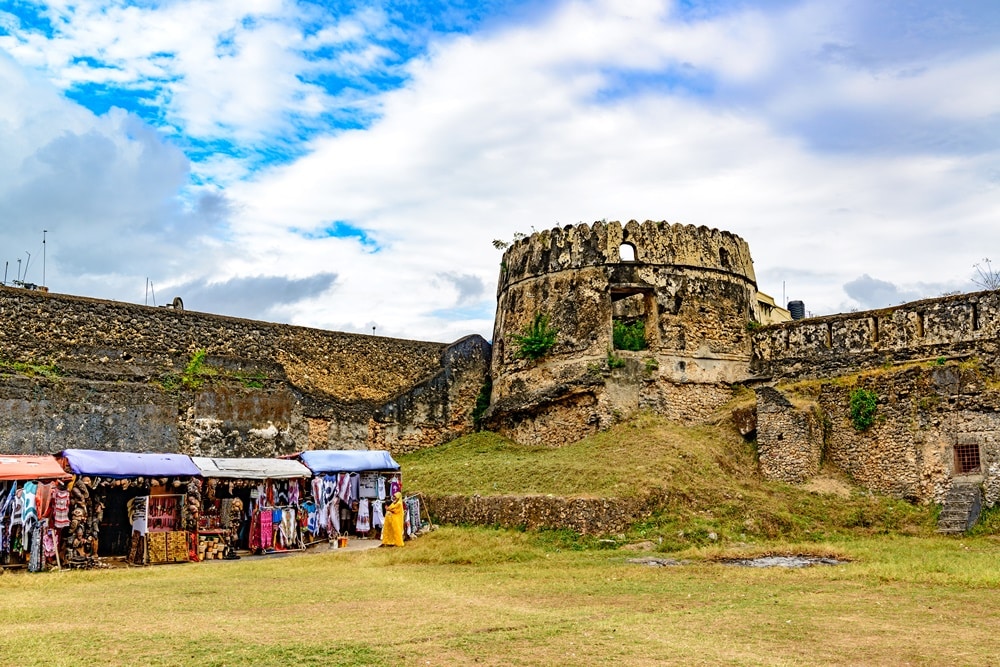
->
[356,499,370,532]
[51,488,70,528]
[27,520,44,572]
[259,510,273,550]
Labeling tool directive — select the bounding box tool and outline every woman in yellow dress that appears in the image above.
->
[381,492,405,547]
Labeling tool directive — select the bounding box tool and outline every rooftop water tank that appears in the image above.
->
[788,300,806,320]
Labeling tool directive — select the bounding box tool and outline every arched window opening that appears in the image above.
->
[619,243,636,262]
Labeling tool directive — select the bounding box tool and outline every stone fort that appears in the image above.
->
[2,219,998,528]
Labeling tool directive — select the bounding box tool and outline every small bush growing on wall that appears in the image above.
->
[182,349,212,390]
[613,319,647,351]
[849,388,878,431]
[512,313,558,360]
[0,359,61,378]
[472,377,492,429]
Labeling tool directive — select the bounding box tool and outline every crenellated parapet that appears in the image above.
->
[751,289,1000,380]
[498,220,756,292]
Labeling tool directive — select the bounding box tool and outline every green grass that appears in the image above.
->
[3,529,1000,666]
[4,407,994,665]
[0,406,994,665]
[0,358,61,378]
[400,414,936,549]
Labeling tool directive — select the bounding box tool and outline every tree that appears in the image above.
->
[972,258,1000,290]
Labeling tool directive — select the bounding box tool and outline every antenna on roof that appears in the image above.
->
[23,251,31,282]
[42,230,46,287]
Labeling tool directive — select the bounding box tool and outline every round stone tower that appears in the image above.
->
[484,219,762,446]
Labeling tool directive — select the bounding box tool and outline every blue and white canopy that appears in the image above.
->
[297,450,400,474]
[59,449,200,478]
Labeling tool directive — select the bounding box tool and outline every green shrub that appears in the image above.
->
[849,388,878,431]
[613,319,646,351]
[606,350,626,369]
[511,313,558,360]
[0,359,61,378]
[472,377,492,429]
[235,370,266,389]
[182,349,209,390]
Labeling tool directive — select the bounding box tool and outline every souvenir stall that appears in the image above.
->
[296,450,403,543]
[0,455,72,572]
[58,449,201,566]
[189,456,312,558]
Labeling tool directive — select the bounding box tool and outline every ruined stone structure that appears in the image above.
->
[485,220,776,445]
[750,290,1000,508]
[0,286,489,457]
[3,218,1000,521]
[483,220,1000,516]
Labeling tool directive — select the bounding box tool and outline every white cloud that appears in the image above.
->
[0,0,393,145]
[3,0,1000,343]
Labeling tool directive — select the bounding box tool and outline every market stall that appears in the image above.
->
[58,449,201,566]
[189,456,312,558]
[0,455,72,572]
[295,450,405,543]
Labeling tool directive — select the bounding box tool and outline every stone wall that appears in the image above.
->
[0,286,489,456]
[371,335,491,454]
[423,490,667,535]
[750,289,1000,504]
[754,363,1000,504]
[754,387,824,483]
[751,290,1000,381]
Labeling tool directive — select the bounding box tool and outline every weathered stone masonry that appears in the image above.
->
[483,220,1000,511]
[5,217,1000,523]
[0,286,489,456]
[750,291,1000,505]
[485,220,765,446]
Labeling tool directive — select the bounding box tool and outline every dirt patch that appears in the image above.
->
[801,475,854,498]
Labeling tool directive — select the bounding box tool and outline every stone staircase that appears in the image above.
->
[937,481,983,534]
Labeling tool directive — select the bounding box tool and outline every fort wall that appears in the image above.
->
[751,290,1000,381]
[0,286,488,456]
[753,364,1000,505]
[750,290,1000,504]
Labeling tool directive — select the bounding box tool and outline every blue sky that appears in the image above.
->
[1,0,999,340]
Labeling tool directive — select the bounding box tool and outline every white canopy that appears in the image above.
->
[191,456,312,480]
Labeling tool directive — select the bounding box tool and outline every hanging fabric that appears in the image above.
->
[356,499,370,532]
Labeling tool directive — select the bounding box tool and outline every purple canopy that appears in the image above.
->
[59,449,200,478]
[297,450,400,474]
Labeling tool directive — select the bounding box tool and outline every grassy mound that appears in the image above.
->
[399,413,937,551]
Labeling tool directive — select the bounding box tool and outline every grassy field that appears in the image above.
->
[2,528,1000,666]
[401,414,937,549]
[3,414,999,665]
